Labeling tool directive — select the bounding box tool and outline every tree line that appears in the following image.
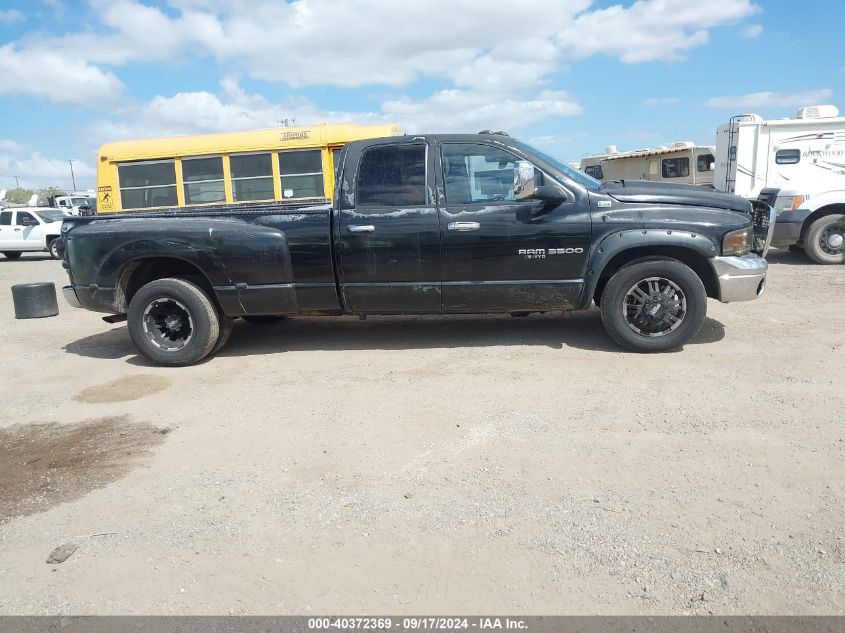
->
[1,186,67,205]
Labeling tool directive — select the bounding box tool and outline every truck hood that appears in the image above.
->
[603,180,752,215]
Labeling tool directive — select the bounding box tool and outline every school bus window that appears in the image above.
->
[279,149,323,198]
[231,153,274,202]
[182,156,225,205]
[118,160,177,209]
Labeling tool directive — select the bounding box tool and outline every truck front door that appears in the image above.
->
[16,211,44,251]
[437,141,591,312]
[335,139,441,313]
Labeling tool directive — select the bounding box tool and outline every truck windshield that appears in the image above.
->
[511,141,602,192]
[36,210,65,223]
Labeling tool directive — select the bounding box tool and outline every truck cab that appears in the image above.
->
[0,208,65,259]
[61,132,773,366]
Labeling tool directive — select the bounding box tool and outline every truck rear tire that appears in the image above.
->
[2,252,22,259]
[211,315,235,355]
[127,278,220,366]
[804,214,845,264]
[600,259,707,353]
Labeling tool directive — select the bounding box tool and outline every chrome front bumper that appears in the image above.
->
[709,254,768,303]
[62,285,82,308]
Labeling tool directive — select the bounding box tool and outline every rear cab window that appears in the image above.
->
[0,211,11,225]
[356,144,427,207]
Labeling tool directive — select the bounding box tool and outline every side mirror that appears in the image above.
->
[514,160,536,200]
[21,217,37,226]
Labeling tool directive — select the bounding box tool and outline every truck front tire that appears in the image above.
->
[127,278,220,366]
[600,260,707,353]
[48,238,61,260]
[804,214,845,264]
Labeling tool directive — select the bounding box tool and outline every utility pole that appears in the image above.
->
[68,161,77,191]
[14,176,19,188]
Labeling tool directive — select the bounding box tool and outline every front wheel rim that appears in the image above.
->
[142,298,194,351]
[820,222,845,255]
[623,277,687,337]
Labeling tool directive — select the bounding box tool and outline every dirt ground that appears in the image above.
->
[0,250,842,615]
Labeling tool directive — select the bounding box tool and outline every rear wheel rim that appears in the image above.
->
[819,222,845,255]
[623,276,687,337]
[50,241,58,258]
[142,298,194,351]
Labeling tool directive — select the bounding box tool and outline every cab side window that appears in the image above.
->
[0,211,11,225]
[356,144,426,207]
[441,143,518,204]
[17,212,37,226]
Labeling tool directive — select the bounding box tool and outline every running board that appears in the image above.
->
[102,314,127,324]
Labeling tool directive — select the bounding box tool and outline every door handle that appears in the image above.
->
[13,228,22,231]
[348,225,375,233]
[448,222,480,232]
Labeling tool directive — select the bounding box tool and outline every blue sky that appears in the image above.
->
[0,0,842,191]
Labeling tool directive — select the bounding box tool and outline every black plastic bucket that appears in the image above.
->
[12,282,59,319]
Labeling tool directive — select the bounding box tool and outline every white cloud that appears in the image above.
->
[23,0,759,90]
[0,44,124,105]
[382,89,582,133]
[557,0,760,63]
[90,78,581,143]
[705,89,834,110]
[0,8,25,24]
[0,144,95,191]
[643,97,680,107]
[741,23,763,38]
[0,139,25,153]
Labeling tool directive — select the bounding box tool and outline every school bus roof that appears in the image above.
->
[98,123,402,162]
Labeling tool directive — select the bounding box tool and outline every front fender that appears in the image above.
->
[582,229,719,308]
[799,190,845,213]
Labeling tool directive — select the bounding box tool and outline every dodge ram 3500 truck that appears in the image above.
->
[61,133,775,366]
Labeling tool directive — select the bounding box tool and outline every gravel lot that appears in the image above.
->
[0,250,843,615]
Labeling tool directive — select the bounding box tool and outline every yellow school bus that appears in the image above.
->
[95,123,402,213]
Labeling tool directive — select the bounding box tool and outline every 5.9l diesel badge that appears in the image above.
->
[519,247,584,259]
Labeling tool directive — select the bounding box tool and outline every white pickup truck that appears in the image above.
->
[0,207,65,259]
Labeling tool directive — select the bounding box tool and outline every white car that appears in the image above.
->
[0,208,65,259]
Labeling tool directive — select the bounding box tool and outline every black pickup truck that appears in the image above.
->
[61,133,775,366]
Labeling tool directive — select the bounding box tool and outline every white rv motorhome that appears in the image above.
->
[715,105,845,264]
[580,143,716,187]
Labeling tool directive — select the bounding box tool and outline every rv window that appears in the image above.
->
[697,154,715,172]
[662,157,690,178]
[729,146,737,161]
[585,165,603,180]
[775,149,801,165]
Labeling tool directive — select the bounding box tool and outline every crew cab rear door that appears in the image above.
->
[436,140,591,311]
[335,137,441,313]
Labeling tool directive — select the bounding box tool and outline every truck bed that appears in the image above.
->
[62,199,342,317]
